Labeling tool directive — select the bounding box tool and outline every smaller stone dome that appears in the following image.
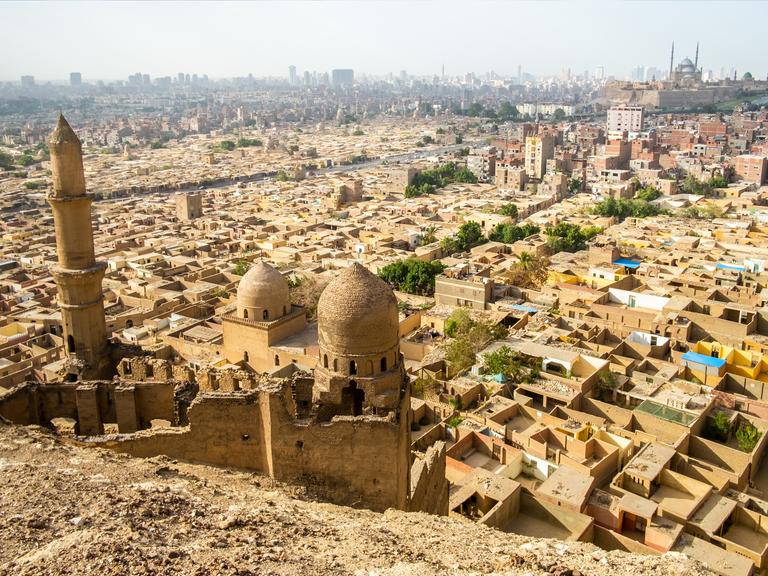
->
[317,262,399,357]
[236,260,290,321]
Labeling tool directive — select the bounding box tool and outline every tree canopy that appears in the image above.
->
[488,223,539,244]
[496,203,518,218]
[378,259,445,296]
[482,346,524,382]
[404,162,478,198]
[545,222,601,253]
[592,196,667,221]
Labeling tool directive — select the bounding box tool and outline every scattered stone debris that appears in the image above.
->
[0,422,712,575]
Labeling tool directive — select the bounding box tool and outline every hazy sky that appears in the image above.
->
[2,1,766,82]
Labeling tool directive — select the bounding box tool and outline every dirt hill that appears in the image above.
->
[0,421,712,576]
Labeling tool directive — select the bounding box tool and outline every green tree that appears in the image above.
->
[482,346,523,382]
[735,422,761,452]
[16,155,35,167]
[634,186,662,202]
[0,151,14,170]
[545,222,601,253]
[233,260,250,276]
[498,101,519,119]
[708,411,732,442]
[709,175,728,188]
[237,138,263,147]
[497,203,518,218]
[420,225,438,245]
[378,259,445,296]
[445,336,476,375]
[466,103,484,117]
[681,174,713,196]
[445,308,473,338]
[504,253,549,288]
[218,140,236,151]
[593,197,666,221]
[553,108,566,121]
[440,236,460,255]
[488,223,539,244]
[455,221,485,251]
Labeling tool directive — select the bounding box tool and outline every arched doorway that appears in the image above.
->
[341,381,364,416]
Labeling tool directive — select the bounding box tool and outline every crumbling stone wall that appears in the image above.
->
[409,442,449,515]
[198,367,261,392]
[79,375,412,513]
[0,379,180,434]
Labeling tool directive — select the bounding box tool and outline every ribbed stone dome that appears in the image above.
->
[236,260,290,321]
[317,263,399,356]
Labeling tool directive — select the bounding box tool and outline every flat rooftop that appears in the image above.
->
[536,465,595,510]
[624,442,676,482]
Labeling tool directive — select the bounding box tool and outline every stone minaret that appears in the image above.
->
[47,115,110,379]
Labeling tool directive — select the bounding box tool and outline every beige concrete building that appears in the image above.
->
[607,105,645,133]
[525,134,554,180]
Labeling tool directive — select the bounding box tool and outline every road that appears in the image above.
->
[177,141,484,194]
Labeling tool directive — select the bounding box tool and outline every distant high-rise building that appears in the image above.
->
[607,105,644,133]
[70,72,82,86]
[288,65,298,86]
[303,70,311,87]
[20,75,35,87]
[595,66,605,81]
[331,69,354,88]
[177,72,185,84]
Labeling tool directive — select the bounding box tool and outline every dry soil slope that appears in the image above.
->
[0,422,712,576]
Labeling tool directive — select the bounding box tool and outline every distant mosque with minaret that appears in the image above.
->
[669,41,703,84]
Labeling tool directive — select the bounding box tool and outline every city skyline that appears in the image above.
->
[2,0,766,82]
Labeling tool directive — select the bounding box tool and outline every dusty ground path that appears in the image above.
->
[0,422,712,576]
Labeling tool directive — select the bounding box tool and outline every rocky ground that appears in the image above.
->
[0,421,713,576]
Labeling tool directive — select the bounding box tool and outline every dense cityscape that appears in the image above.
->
[3,3,768,575]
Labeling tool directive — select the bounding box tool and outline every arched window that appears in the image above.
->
[283,305,287,316]
[243,310,248,319]
[67,335,75,353]
[350,360,357,375]
[274,354,280,366]
[263,310,269,321]
[323,354,328,368]
[333,358,338,371]
[380,357,387,372]
[243,351,249,362]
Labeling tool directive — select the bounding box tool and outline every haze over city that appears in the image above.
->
[4,2,768,576]
[2,0,767,81]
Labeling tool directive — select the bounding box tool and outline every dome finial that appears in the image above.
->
[50,114,80,145]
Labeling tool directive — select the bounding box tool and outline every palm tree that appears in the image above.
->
[421,225,438,245]
[518,251,534,270]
